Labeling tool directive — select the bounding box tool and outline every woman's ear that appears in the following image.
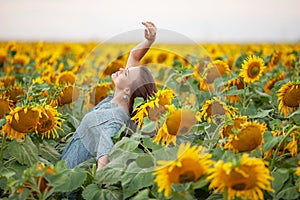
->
[124,87,130,96]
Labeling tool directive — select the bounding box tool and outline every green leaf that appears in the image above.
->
[249,109,273,119]
[7,136,39,166]
[113,137,139,152]
[271,168,289,192]
[131,188,150,200]
[82,184,122,200]
[171,190,195,200]
[263,131,284,152]
[276,185,299,200]
[141,119,156,133]
[136,154,154,168]
[133,97,145,110]
[224,86,244,96]
[94,164,124,185]
[46,167,87,192]
[39,141,61,163]
[121,162,153,198]
[287,108,300,125]
[141,137,162,151]
[192,176,208,189]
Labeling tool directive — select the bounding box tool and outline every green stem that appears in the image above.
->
[138,139,155,162]
[242,82,247,110]
[0,134,7,162]
[270,125,300,171]
[208,121,225,151]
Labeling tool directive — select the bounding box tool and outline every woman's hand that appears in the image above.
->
[142,21,156,42]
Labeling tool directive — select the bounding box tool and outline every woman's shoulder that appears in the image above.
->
[88,102,129,124]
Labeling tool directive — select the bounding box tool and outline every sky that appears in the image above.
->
[1,0,300,43]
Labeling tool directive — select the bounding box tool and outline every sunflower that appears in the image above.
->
[3,86,26,104]
[282,53,296,70]
[0,48,8,64]
[87,83,112,106]
[12,53,30,67]
[2,105,43,140]
[131,89,175,127]
[197,98,237,123]
[223,77,244,104]
[277,81,300,117]
[51,85,81,107]
[153,106,197,146]
[0,97,13,119]
[205,60,231,84]
[35,105,64,139]
[239,55,266,83]
[285,130,300,157]
[207,154,274,200]
[17,163,56,195]
[200,60,231,91]
[264,72,285,94]
[56,71,76,85]
[0,76,15,88]
[153,142,214,197]
[220,116,248,138]
[296,165,300,177]
[103,59,125,77]
[267,51,282,71]
[224,121,267,153]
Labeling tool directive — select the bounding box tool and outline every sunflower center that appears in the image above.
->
[179,171,195,183]
[207,102,226,117]
[232,182,247,190]
[249,65,259,77]
[231,125,263,152]
[283,86,300,107]
[10,109,39,133]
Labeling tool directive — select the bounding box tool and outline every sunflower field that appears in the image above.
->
[0,41,300,200]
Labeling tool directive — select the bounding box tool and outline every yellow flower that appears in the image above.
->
[223,77,245,104]
[0,97,13,119]
[205,60,231,84]
[131,89,175,127]
[285,130,300,157]
[87,83,112,107]
[296,163,300,192]
[224,121,267,153]
[12,53,30,67]
[3,86,26,104]
[153,142,214,197]
[56,71,76,85]
[153,106,197,146]
[264,72,285,94]
[0,76,15,88]
[220,116,248,138]
[197,98,237,123]
[2,105,42,140]
[267,50,282,71]
[277,81,300,117]
[103,59,125,77]
[199,60,231,91]
[239,55,266,83]
[207,154,274,200]
[35,105,64,139]
[51,85,81,107]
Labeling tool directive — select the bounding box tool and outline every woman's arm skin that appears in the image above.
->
[97,155,109,171]
[126,21,157,68]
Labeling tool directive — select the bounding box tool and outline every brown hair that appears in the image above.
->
[129,66,157,117]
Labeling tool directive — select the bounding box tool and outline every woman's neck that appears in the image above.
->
[111,93,130,115]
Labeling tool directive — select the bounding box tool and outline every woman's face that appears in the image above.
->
[111,66,140,90]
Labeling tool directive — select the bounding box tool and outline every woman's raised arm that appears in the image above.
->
[126,21,156,68]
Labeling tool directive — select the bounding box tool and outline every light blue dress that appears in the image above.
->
[61,96,130,168]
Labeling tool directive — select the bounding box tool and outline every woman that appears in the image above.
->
[61,21,157,170]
